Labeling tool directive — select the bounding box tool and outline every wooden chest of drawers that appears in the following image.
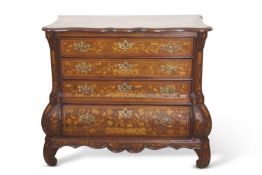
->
[42,15,212,168]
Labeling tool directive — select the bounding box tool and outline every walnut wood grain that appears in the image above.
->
[42,16,212,168]
[62,80,191,104]
[43,139,59,166]
[60,38,193,58]
[61,59,192,79]
[62,105,190,137]
[194,137,211,168]
[56,31,198,38]
[43,136,203,166]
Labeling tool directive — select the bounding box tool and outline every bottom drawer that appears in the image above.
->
[62,105,191,138]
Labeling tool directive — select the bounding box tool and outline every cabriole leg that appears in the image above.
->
[194,137,211,168]
[43,140,59,166]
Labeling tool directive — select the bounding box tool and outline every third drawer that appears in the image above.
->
[62,80,191,104]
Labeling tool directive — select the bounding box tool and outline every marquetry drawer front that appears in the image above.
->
[62,80,191,104]
[62,59,192,79]
[60,38,193,57]
[62,105,190,137]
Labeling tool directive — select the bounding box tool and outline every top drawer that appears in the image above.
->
[60,38,193,58]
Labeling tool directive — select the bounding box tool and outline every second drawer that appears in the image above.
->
[61,59,192,79]
[62,80,191,104]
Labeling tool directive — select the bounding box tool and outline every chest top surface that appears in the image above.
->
[42,15,212,31]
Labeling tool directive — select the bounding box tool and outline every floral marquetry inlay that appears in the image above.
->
[62,105,190,137]
[61,38,193,57]
[62,80,191,103]
[43,16,212,167]
[62,59,192,78]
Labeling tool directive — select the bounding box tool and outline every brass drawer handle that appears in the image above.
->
[74,41,90,52]
[118,40,133,51]
[161,43,181,53]
[79,113,96,123]
[117,61,133,70]
[117,83,133,92]
[160,86,176,94]
[75,63,92,73]
[154,116,172,125]
[161,64,177,73]
[118,108,133,118]
[77,84,94,94]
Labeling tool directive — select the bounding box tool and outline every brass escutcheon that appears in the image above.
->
[117,83,133,92]
[160,86,176,94]
[154,116,172,125]
[118,40,133,51]
[73,41,90,52]
[161,64,177,73]
[118,108,133,118]
[117,61,133,70]
[161,43,181,53]
[77,84,94,94]
[75,63,92,73]
[79,113,96,123]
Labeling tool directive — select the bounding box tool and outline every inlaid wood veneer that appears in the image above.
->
[42,15,212,168]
